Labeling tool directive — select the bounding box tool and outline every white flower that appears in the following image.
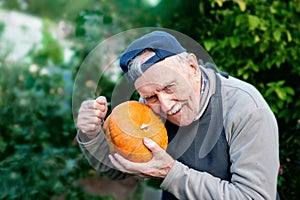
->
[29,64,38,73]
[40,68,49,76]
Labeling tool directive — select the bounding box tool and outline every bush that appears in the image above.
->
[0,23,106,199]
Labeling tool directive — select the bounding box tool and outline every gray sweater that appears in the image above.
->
[77,66,279,200]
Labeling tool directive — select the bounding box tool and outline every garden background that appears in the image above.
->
[0,0,299,199]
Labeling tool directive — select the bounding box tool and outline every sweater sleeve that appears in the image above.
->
[160,108,279,200]
[76,130,131,180]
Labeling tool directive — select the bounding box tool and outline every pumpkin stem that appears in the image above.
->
[140,123,149,131]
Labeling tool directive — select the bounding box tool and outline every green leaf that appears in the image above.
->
[236,14,246,26]
[215,0,224,7]
[203,40,216,51]
[251,63,259,72]
[254,35,260,43]
[237,67,246,77]
[275,88,286,100]
[285,87,295,95]
[264,87,273,97]
[259,42,269,53]
[242,73,249,80]
[276,100,284,109]
[276,80,285,86]
[234,0,246,12]
[273,29,282,42]
[229,37,240,48]
[286,30,292,42]
[270,6,276,14]
[248,15,260,30]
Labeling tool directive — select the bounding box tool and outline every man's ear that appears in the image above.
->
[187,53,200,75]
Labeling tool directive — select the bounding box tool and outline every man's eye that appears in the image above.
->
[164,84,175,93]
[145,95,158,103]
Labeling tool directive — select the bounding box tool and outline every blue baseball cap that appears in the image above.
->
[119,31,186,83]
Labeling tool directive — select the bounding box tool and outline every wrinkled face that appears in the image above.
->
[134,53,201,126]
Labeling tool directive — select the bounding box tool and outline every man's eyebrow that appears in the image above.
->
[161,82,175,89]
[140,81,175,97]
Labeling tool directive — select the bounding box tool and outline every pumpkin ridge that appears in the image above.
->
[126,140,151,161]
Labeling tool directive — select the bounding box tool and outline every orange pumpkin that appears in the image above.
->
[103,101,168,163]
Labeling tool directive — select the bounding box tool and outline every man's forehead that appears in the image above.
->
[134,61,183,88]
[134,69,163,87]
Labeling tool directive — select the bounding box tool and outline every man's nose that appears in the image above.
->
[157,93,174,114]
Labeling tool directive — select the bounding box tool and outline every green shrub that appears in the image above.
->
[0,24,101,199]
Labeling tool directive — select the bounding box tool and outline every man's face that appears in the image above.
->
[134,54,201,126]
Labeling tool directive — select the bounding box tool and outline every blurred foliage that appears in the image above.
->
[0,19,116,199]
[0,0,101,21]
[0,0,299,199]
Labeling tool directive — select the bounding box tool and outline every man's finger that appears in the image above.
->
[109,154,127,172]
[96,96,107,105]
[113,153,147,171]
[96,96,108,113]
[143,137,162,153]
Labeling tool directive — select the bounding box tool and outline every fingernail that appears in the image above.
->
[96,96,106,102]
[114,153,120,159]
[143,137,151,144]
[109,154,116,160]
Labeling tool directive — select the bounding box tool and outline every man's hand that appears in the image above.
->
[109,138,174,178]
[77,96,108,138]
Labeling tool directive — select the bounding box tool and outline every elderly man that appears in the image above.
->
[76,31,279,199]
